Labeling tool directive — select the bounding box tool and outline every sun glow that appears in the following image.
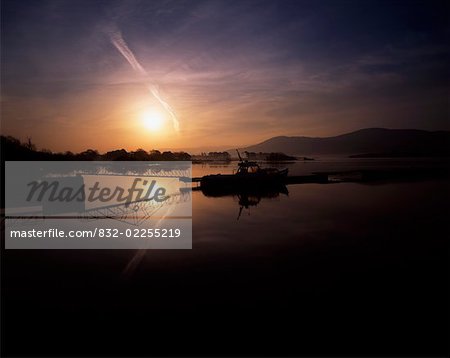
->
[141,109,165,132]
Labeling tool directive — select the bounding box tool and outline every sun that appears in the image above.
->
[141,109,164,131]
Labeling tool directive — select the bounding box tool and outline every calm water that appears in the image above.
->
[191,156,448,177]
[3,159,449,356]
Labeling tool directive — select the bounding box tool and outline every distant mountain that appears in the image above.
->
[236,128,450,157]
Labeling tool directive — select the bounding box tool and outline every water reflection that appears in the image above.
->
[198,183,289,219]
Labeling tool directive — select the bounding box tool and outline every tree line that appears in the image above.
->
[1,135,191,161]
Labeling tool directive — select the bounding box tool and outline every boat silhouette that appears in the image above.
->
[200,150,288,190]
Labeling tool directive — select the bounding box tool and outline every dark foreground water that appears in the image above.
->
[2,161,449,357]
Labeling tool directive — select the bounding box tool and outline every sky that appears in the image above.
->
[1,0,448,152]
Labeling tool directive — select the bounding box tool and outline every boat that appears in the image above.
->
[200,150,288,189]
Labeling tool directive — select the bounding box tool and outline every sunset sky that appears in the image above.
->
[1,0,448,152]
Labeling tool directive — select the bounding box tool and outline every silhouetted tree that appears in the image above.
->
[25,137,36,151]
[0,135,193,162]
[104,149,129,161]
[130,149,151,161]
[148,150,162,160]
[76,149,100,161]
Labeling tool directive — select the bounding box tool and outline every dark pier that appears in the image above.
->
[188,166,449,188]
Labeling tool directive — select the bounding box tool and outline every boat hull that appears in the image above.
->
[200,168,288,189]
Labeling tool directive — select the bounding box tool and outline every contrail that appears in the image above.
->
[108,28,180,132]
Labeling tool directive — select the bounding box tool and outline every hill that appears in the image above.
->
[237,128,450,157]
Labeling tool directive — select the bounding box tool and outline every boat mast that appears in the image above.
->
[236,149,243,162]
